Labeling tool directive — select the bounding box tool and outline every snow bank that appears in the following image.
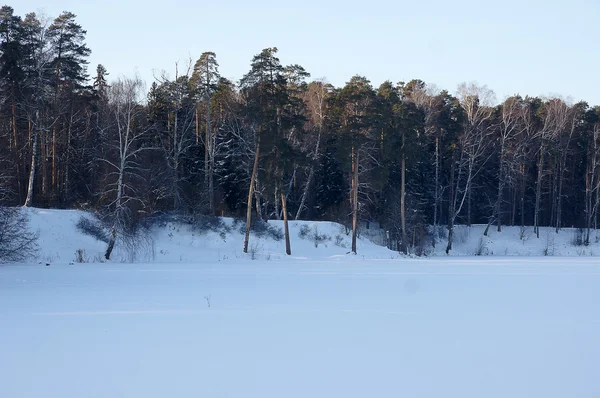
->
[431,224,600,257]
[21,208,600,265]
[25,208,398,265]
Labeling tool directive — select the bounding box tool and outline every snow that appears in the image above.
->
[1,209,600,397]
[24,208,600,266]
[26,208,399,265]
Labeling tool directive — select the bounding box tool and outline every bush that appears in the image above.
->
[76,215,109,243]
[239,219,284,241]
[299,224,311,239]
[334,234,347,248]
[248,242,261,260]
[298,224,330,247]
[74,248,88,263]
[519,226,532,242]
[474,237,490,256]
[190,214,231,235]
[0,207,39,263]
[571,228,585,247]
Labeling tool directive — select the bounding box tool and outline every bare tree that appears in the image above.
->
[243,131,260,253]
[155,62,197,211]
[554,101,579,233]
[21,12,53,207]
[0,162,38,262]
[295,79,330,220]
[407,84,443,238]
[584,122,600,244]
[532,98,568,238]
[0,207,39,262]
[446,83,495,253]
[484,96,523,235]
[101,76,150,260]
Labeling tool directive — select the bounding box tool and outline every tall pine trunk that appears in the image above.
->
[432,136,439,247]
[206,97,215,214]
[445,150,456,254]
[281,193,291,255]
[243,134,261,253]
[400,137,407,254]
[351,146,359,254]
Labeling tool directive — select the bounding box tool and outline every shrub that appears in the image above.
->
[190,214,230,235]
[239,219,283,241]
[74,248,87,263]
[334,234,347,248]
[0,207,39,263]
[299,224,311,239]
[571,228,585,247]
[474,237,490,256]
[298,224,330,247]
[76,216,109,243]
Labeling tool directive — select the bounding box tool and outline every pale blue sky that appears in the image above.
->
[15,0,600,105]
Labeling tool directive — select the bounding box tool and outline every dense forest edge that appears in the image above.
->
[1,6,600,261]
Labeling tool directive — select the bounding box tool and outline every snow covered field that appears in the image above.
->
[2,258,600,398]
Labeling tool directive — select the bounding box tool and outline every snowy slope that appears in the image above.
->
[21,208,600,264]
[430,224,600,257]
[26,208,399,265]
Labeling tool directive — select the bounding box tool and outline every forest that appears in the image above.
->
[1,6,600,256]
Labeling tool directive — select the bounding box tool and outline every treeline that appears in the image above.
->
[1,6,600,256]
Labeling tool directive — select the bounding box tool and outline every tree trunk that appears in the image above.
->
[204,111,209,189]
[207,97,214,214]
[24,113,39,207]
[105,164,125,260]
[243,134,261,253]
[496,149,505,232]
[11,102,22,201]
[295,130,321,220]
[281,193,291,255]
[41,131,47,197]
[520,164,526,228]
[534,147,544,238]
[295,165,314,220]
[446,150,456,254]
[555,159,565,233]
[64,111,74,204]
[351,146,359,254]
[254,181,263,221]
[274,185,280,220]
[195,105,199,144]
[467,185,472,227]
[511,184,517,226]
[51,124,57,203]
[400,144,407,254]
[105,225,117,260]
[585,165,592,245]
[432,136,439,247]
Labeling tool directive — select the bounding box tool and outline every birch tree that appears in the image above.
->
[101,77,149,260]
[446,83,495,253]
[21,12,52,207]
[295,80,330,220]
[484,96,523,234]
